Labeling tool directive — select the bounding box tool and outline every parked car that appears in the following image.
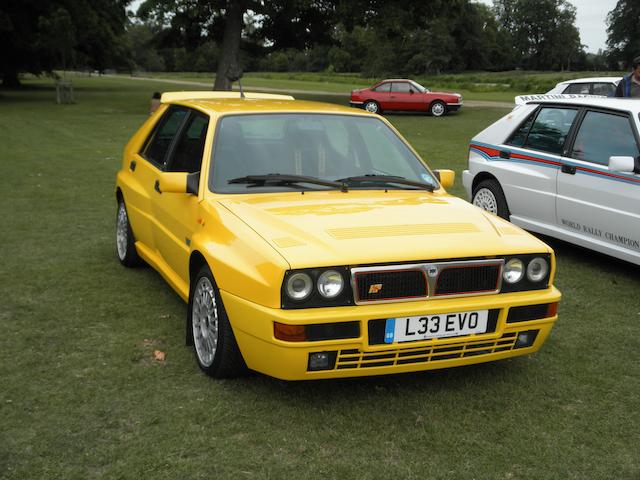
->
[350,79,462,116]
[546,77,621,96]
[463,96,640,266]
[116,91,560,381]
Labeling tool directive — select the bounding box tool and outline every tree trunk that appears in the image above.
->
[213,0,246,91]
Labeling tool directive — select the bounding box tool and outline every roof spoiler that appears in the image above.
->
[161,91,295,103]
[514,93,607,105]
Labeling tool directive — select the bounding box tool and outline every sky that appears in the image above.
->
[477,0,619,53]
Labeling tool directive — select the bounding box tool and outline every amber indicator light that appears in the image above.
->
[274,322,306,342]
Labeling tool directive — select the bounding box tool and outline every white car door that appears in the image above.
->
[556,108,640,263]
[500,106,579,227]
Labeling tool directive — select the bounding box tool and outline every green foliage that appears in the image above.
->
[0,1,130,85]
[606,0,640,68]
[493,0,582,70]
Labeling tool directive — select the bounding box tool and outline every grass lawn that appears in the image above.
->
[1,75,638,480]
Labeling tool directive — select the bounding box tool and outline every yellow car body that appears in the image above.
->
[115,92,560,381]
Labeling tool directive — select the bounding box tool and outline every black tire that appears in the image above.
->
[364,100,381,114]
[116,200,143,267]
[472,179,510,220]
[429,100,447,117]
[188,265,247,378]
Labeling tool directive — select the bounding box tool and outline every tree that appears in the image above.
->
[606,0,640,69]
[0,0,130,87]
[493,0,582,70]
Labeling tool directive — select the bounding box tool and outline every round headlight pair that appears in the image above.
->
[286,270,344,301]
[503,257,549,284]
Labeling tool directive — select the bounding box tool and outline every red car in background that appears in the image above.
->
[350,79,462,117]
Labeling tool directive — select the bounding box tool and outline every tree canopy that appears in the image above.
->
[0,0,631,89]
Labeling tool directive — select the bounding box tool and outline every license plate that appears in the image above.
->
[384,310,488,343]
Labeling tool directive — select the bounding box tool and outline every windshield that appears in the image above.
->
[209,113,435,193]
[410,81,428,93]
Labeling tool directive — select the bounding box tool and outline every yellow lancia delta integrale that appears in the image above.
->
[115,91,561,380]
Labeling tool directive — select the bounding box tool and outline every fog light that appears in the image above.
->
[514,330,539,349]
[307,351,337,371]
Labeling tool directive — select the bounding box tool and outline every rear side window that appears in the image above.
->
[571,111,639,166]
[508,107,577,155]
[373,83,391,93]
[391,82,411,93]
[563,83,590,94]
[142,107,188,167]
[592,83,616,96]
[166,113,209,173]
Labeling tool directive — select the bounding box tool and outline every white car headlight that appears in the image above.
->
[527,257,549,282]
[503,258,524,284]
[317,270,344,298]
[286,272,313,300]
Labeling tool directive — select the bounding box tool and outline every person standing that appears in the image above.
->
[150,91,162,114]
[615,56,640,98]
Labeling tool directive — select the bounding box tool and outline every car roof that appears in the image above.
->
[557,76,621,85]
[520,96,640,111]
[161,91,370,116]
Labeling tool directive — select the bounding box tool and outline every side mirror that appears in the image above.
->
[156,171,200,195]
[410,90,414,95]
[609,156,635,173]
[433,169,455,189]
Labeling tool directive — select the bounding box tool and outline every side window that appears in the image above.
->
[506,112,536,147]
[563,83,590,94]
[522,107,578,155]
[373,83,391,93]
[571,111,640,166]
[391,82,411,93]
[166,112,209,173]
[592,83,616,96]
[142,107,188,167]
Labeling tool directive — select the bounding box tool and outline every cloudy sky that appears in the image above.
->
[477,0,619,53]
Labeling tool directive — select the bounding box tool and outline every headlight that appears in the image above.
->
[503,258,524,284]
[317,270,344,298]
[286,272,313,300]
[527,257,549,282]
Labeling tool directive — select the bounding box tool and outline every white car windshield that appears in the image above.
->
[209,114,436,193]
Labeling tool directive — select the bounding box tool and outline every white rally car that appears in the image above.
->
[463,95,640,265]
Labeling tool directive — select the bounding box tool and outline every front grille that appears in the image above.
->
[435,264,500,296]
[355,270,427,302]
[351,259,503,304]
[336,332,519,370]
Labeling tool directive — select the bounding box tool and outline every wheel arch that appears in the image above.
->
[471,171,500,194]
[186,250,209,346]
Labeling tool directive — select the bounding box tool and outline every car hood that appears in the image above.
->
[217,191,550,269]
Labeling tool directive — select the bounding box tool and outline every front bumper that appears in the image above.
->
[222,287,561,380]
[349,101,364,109]
[447,102,463,112]
[462,169,473,199]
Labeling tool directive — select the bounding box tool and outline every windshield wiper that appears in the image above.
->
[229,173,348,192]
[337,174,434,191]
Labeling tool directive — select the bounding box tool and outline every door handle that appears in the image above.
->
[129,160,136,171]
[499,150,510,159]
[154,180,162,194]
[561,164,576,175]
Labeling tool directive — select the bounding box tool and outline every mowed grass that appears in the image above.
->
[1,76,639,480]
